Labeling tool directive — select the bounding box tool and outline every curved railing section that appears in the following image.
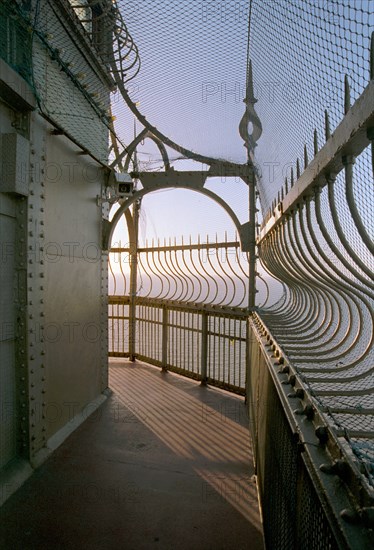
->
[256,44,374,493]
[108,235,251,394]
[109,234,250,308]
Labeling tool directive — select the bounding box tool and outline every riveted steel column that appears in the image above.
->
[27,114,48,465]
[15,195,28,459]
[100,248,109,390]
[101,187,110,389]
[128,199,140,361]
[200,311,208,385]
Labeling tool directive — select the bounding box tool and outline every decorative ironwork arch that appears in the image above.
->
[104,179,252,252]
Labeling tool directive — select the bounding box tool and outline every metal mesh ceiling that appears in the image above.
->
[114,0,250,164]
[114,0,373,213]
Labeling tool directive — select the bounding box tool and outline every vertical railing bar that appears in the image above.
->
[178,311,184,368]
[122,304,125,352]
[139,305,141,356]
[148,306,151,359]
[213,315,216,382]
[156,307,158,360]
[183,311,186,371]
[150,306,152,359]
[224,316,227,384]
[113,302,116,353]
[112,303,115,353]
[145,306,147,358]
[230,319,237,385]
[149,307,156,357]
[174,309,177,368]
[216,315,219,382]
[146,306,148,358]
[147,306,150,359]
[118,302,121,353]
[207,319,212,378]
[168,309,171,367]
[153,306,155,359]
[142,305,144,357]
[187,311,190,372]
[162,306,168,371]
[238,318,240,387]
[201,311,208,385]
[237,318,240,387]
[196,313,199,374]
[171,310,174,367]
[233,318,236,386]
[227,317,231,386]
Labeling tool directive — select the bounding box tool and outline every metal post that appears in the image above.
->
[248,166,257,311]
[201,311,208,385]
[128,199,140,361]
[162,306,168,371]
[245,317,250,406]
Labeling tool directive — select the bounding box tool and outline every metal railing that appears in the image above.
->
[108,237,250,394]
[248,37,374,550]
[109,296,247,394]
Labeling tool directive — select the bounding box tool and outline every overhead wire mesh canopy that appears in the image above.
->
[112,0,251,164]
[109,0,373,215]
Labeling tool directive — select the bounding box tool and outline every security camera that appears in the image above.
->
[107,170,134,197]
[116,173,133,196]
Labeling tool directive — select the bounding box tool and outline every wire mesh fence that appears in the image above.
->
[0,1,33,85]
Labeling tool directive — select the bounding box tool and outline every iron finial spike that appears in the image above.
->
[344,75,350,115]
[313,129,318,156]
[281,187,284,201]
[239,58,262,153]
[370,31,374,81]
[285,177,289,194]
[304,144,308,169]
[296,158,300,179]
[325,110,331,141]
[291,167,294,187]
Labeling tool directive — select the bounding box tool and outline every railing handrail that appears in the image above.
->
[109,294,249,318]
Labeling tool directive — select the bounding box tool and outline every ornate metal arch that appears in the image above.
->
[104,176,252,252]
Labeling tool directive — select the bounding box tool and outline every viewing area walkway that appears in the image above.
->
[0,360,264,550]
[0,2,372,549]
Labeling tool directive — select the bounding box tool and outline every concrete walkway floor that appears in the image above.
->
[0,360,264,550]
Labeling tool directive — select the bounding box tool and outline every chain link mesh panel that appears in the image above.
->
[0,1,33,85]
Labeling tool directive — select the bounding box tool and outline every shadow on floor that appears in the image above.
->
[0,360,264,550]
